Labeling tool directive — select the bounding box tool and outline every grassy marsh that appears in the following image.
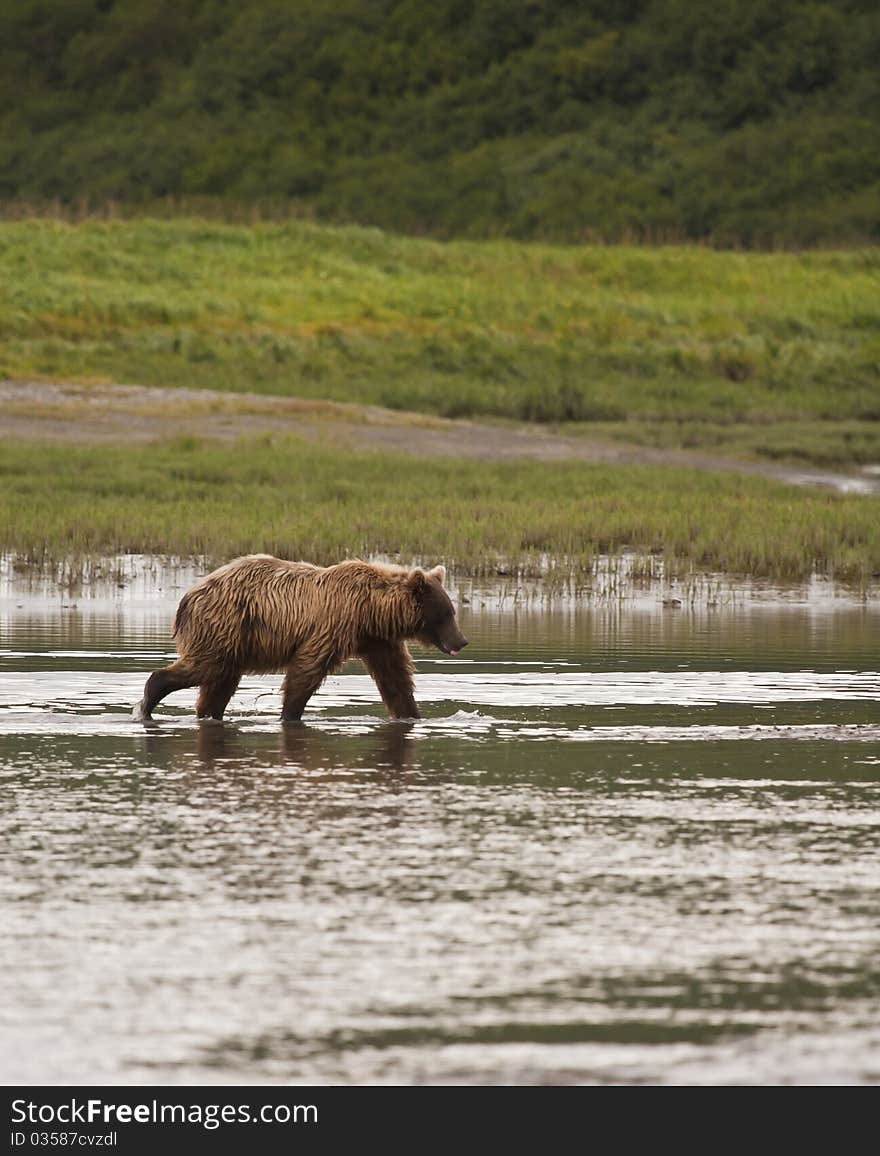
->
[1,217,878,467]
[1,436,878,584]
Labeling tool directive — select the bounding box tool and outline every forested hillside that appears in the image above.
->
[1,0,878,244]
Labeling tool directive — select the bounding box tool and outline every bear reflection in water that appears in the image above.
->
[135,554,467,723]
[188,720,417,773]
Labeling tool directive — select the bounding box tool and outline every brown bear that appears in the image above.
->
[134,554,468,722]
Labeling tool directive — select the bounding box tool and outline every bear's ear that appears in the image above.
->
[427,564,447,586]
[406,568,427,593]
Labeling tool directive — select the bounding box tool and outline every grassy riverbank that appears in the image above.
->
[1,217,879,467]
[1,437,878,584]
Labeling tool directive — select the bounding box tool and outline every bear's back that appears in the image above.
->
[174,555,322,656]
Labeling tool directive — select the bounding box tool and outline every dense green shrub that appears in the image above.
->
[1,1,878,244]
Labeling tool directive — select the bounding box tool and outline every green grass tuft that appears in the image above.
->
[1,436,878,585]
[1,218,878,467]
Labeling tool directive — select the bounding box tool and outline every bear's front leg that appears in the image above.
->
[358,640,420,720]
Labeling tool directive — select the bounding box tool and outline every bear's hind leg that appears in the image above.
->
[196,672,241,720]
[359,640,420,720]
[136,661,198,720]
[281,652,336,722]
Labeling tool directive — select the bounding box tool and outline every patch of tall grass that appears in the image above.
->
[578,419,880,469]
[1,436,877,584]
[0,217,878,464]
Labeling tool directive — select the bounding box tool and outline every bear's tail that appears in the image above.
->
[173,591,192,638]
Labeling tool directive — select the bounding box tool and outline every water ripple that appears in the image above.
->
[2,590,880,1086]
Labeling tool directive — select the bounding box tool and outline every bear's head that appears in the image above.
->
[407,565,469,656]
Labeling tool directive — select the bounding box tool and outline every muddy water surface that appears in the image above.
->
[2,560,879,1085]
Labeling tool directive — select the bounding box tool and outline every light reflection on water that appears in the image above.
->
[1,564,879,1085]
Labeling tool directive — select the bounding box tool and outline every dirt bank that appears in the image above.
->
[2,378,877,494]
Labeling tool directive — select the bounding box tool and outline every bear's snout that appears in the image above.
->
[440,630,469,656]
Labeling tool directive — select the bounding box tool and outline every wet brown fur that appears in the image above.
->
[136,554,466,722]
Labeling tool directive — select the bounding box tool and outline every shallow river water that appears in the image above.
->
[1,560,879,1085]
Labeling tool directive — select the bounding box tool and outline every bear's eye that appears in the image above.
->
[419,583,454,626]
